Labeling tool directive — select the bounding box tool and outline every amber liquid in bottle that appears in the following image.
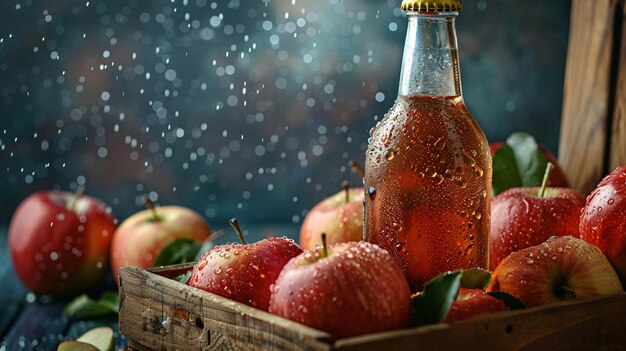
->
[365,11,491,292]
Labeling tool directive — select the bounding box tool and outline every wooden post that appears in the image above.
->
[611,4,626,171]
[559,0,625,194]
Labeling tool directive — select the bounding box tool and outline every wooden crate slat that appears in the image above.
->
[332,294,626,351]
[611,3,626,170]
[119,266,333,351]
[119,266,626,351]
[559,0,620,194]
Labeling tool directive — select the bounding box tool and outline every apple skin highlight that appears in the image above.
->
[269,241,411,339]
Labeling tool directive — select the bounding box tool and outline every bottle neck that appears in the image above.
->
[398,12,462,97]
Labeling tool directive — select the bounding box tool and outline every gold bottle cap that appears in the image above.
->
[401,0,463,12]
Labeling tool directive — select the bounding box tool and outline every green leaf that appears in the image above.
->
[154,238,202,267]
[460,269,492,290]
[411,271,462,327]
[175,271,192,284]
[492,132,548,196]
[488,291,526,310]
[63,291,119,319]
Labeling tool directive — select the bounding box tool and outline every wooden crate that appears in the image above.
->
[119,264,626,351]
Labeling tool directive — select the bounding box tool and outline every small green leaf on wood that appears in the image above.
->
[63,291,119,319]
[488,291,526,310]
[411,271,462,327]
[175,270,193,284]
[492,132,548,196]
[155,238,202,267]
[460,268,492,290]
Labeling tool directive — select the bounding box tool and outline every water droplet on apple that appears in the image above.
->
[214,267,222,275]
[608,198,615,205]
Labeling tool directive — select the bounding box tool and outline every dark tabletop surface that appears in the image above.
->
[0,224,298,351]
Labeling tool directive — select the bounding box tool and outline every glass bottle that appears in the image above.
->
[364,0,491,292]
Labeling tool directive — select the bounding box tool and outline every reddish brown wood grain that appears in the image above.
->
[559,0,620,194]
[611,3,626,171]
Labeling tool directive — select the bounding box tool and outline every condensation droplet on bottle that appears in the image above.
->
[393,222,403,231]
[434,137,445,150]
[368,187,376,200]
[395,241,406,253]
[385,149,397,160]
[425,166,437,178]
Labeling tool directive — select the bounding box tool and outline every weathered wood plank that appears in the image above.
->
[119,266,333,351]
[610,3,626,170]
[333,294,626,351]
[559,0,620,194]
[0,303,69,351]
[120,265,626,351]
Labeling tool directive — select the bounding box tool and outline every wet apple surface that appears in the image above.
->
[269,240,411,338]
[8,191,117,297]
[489,236,623,307]
[580,166,626,283]
[489,186,585,270]
[188,235,302,311]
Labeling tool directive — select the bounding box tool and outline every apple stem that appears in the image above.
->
[229,218,247,245]
[342,180,350,203]
[557,285,577,300]
[143,196,160,221]
[68,185,85,211]
[349,160,365,177]
[321,232,328,258]
[539,162,554,198]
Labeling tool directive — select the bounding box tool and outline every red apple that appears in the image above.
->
[580,166,626,283]
[488,236,623,307]
[489,186,585,270]
[188,219,303,311]
[299,183,364,250]
[8,189,116,297]
[269,239,411,339]
[110,199,211,280]
[444,288,507,323]
[490,142,569,187]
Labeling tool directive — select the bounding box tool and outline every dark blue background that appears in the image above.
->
[0,0,570,230]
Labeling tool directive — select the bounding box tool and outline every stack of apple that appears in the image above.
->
[487,134,624,307]
[183,164,511,338]
[9,138,626,341]
[8,188,212,297]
